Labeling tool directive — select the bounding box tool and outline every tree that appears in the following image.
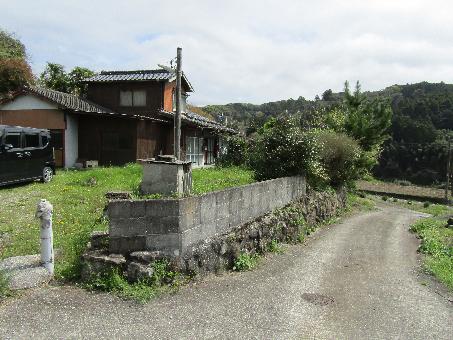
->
[39,62,95,96]
[343,81,392,152]
[0,28,33,97]
[322,89,334,101]
[0,29,26,59]
[39,63,70,93]
[68,66,95,96]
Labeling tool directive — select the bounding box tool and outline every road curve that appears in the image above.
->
[0,204,452,339]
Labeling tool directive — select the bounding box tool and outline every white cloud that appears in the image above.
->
[1,0,453,105]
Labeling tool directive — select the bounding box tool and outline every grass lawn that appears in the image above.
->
[0,164,254,280]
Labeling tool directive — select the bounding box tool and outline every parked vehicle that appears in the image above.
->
[0,125,55,186]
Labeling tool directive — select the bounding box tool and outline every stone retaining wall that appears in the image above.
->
[108,176,306,256]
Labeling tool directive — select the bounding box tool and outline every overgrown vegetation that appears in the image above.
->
[206,81,453,186]
[85,260,184,303]
[219,81,392,188]
[233,252,261,271]
[410,218,453,290]
[0,164,254,281]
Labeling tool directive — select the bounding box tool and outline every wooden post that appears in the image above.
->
[446,138,451,203]
[174,47,182,160]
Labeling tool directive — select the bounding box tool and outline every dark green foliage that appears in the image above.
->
[39,62,95,96]
[343,81,393,152]
[0,28,33,97]
[248,117,324,183]
[217,135,249,167]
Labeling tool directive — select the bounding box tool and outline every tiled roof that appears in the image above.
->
[25,86,167,123]
[159,110,236,134]
[84,69,194,92]
[27,86,118,114]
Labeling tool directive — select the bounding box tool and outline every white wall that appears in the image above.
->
[0,94,58,110]
[65,114,78,168]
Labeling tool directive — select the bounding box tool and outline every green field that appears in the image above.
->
[0,164,254,280]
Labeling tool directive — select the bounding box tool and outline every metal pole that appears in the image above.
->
[174,47,182,160]
[36,199,54,275]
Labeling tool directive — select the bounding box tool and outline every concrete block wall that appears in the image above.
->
[108,176,306,256]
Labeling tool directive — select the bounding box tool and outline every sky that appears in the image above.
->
[2,0,453,105]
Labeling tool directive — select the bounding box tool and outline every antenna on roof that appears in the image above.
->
[157,63,176,74]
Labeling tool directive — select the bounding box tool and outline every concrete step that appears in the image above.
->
[0,255,52,290]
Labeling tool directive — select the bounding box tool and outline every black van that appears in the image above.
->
[0,125,56,186]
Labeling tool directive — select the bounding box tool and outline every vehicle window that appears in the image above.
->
[41,135,49,147]
[5,133,21,148]
[25,133,40,148]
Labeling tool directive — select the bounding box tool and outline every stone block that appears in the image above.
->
[215,190,228,206]
[109,217,149,237]
[107,200,131,219]
[200,194,216,224]
[89,231,109,250]
[109,236,146,254]
[130,251,165,263]
[127,262,154,282]
[178,196,201,216]
[144,199,179,217]
[146,233,181,256]
[216,203,229,220]
[179,209,200,232]
[130,200,146,218]
[181,226,204,250]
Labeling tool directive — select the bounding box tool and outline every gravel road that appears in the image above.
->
[1,204,452,339]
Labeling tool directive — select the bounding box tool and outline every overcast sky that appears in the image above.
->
[1,0,452,105]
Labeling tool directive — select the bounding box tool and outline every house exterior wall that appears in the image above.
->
[136,120,173,159]
[163,81,175,112]
[0,94,59,110]
[86,82,164,118]
[78,115,137,166]
[64,114,79,168]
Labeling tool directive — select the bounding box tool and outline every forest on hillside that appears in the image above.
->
[205,82,453,185]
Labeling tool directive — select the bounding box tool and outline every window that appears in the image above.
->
[186,136,204,165]
[120,90,146,107]
[41,135,49,147]
[5,133,21,148]
[24,133,39,148]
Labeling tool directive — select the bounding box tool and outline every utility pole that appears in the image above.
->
[446,138,451,203]
[174,47,182,160]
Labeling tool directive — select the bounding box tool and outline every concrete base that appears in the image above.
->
[0,255,52,290]
[139,157,192,196]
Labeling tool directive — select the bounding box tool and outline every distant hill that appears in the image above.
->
[205,82,453,184]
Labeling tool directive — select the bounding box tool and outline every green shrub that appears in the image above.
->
[233,252,260,271]
[267,240,284,254]
[382,195,388,201]
[423,201,430,208]
[315,130,362,186]
[248,117,326,184]
[217,135,249,167]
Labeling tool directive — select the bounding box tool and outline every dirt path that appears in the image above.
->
[0,204,452,339]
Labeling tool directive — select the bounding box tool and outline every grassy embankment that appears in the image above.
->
[0,164,254,281]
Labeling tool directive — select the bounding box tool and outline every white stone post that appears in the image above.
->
[35,199,54,275]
